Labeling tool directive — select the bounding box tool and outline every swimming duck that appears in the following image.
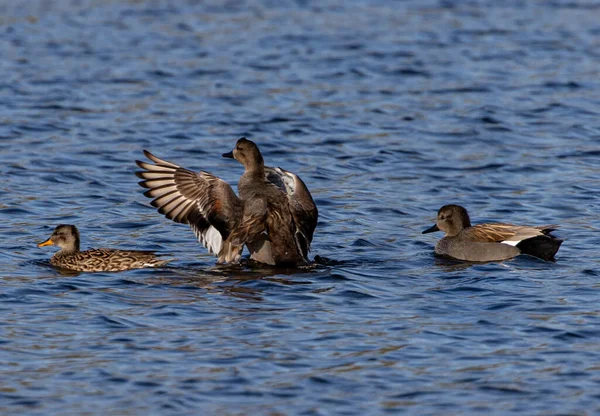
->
[422,204,562,262]
[135,137,318,266]
[38,224,171,272]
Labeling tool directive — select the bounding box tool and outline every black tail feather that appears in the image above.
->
[517,235,563,261]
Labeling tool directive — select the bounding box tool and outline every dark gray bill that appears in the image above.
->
[422,224,440,234]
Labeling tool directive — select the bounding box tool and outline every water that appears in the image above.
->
[1,0,600,414]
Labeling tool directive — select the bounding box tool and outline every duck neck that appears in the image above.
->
[245,162,265,178]
[60,240,80,255]
[444,223,465,238]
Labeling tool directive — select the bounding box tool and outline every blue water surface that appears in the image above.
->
[1,0,600,414]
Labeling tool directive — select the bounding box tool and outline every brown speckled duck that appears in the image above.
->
[135,137,318,266]
[422,204,562,262]
[38,224,171,272]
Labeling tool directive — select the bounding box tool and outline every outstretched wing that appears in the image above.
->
[265,166,318,257]
[136,150,243,256]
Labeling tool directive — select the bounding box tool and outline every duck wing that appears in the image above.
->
[136,150,243,257]
[264,166,318,257]
[466,223,557,245]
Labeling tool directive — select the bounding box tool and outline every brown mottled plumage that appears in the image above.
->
[422,205,562,262]
[38,225,171,272]
[135,137,318,266]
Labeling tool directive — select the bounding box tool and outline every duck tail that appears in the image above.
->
[517,235,563,261]
[153,259,173,267]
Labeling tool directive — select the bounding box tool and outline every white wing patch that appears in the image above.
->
[500,240,520,246]
[266,166,296,196]
[195,225,223,255]
[277,168,296,196]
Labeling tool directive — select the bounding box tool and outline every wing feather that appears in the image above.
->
[467,223,553,244]
[144,184,179,199]
[141,179,177,189]
[136,150,243,257]
[264,166,318,258]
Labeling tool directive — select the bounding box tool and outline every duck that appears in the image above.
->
[38,224,171,272]
[135,137,318,266]
[422,204,562,262]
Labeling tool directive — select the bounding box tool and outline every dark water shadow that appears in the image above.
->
[27,259,83,278]
[135,262,334,302]
[432,253,561,273]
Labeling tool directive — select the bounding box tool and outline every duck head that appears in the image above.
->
[422,204,472,237]
[223,137,265,173]
[38,224,81,253]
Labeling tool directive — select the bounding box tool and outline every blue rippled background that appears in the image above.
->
[1,0,600,414]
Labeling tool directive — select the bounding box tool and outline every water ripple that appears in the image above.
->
[0,0,599,415]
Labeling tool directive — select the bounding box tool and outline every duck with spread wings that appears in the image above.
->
[135,138,318,266]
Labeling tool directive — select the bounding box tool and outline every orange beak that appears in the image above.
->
[37,238,54,247]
